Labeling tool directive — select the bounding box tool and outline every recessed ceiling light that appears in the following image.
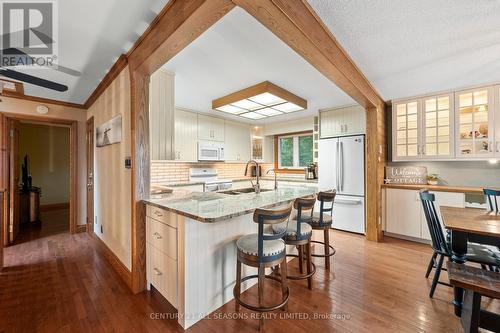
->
[240,112,266,119]
[212,81,307,120]
[231,99,262,110]
[272,102,303,113]
[215,105,246,114]
[256,107,282,116]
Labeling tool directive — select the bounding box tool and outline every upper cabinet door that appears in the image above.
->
[197,115,225,142]
[174,109,198,162]
[392,100,421,160]
[320,108,343,138]
[455,87,494,158]
[422,94,454,159]
[211,117,225,142]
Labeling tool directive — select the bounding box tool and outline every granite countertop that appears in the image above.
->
[156,177,318,187]
[143,186,318,223]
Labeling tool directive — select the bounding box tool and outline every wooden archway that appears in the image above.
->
[127,0,386,293]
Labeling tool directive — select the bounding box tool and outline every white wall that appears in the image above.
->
[87,67,132,270]
[0,96,87,225]
[18,123,70,205]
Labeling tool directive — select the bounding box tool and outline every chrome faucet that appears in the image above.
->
[244,160,261,194]
[266,168,277,190]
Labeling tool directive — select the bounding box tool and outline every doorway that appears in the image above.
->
[86,117,94,233]
[0,113,78,248]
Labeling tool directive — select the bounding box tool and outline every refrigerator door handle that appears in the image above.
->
[336,198,362,205]
[335,141,339,191]
[340,141,344,192]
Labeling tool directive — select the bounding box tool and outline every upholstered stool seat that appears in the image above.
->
[309,191,337,270]
[236,234,285,257]
[272,220,312,238]
[294,213,332,226]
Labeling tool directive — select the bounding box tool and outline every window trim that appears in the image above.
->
[273,130,313,173]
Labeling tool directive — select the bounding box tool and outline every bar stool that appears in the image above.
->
[309,190,336,270]
[273,196,316,289]
[234,204,292,330]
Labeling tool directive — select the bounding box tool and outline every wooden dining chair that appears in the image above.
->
[420,191,500,298]
[484,188,500,213]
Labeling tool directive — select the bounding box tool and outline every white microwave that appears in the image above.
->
[198,141,225,161]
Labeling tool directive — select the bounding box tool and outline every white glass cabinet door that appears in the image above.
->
[455,88,494,158]
[393,100,420,160]
[422,94,454,158]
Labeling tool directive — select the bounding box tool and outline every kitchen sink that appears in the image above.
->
[219,187,274,195]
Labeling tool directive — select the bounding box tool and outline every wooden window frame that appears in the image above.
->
[273,130,312,174]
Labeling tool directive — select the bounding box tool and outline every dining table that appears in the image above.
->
[440,206,500,317]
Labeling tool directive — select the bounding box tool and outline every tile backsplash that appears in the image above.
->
[151,161,273,184]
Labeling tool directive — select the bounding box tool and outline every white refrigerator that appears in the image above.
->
[318,135,365,234]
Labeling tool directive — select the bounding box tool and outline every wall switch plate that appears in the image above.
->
[125,156,132,169]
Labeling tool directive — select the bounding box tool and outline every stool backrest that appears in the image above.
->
[484,188,500,213]
[253,204,292,262]
[420,191,449,255]
[293,195,316,240]
[317,190,336,226]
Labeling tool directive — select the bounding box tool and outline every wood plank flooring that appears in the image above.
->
[1,215,497,332]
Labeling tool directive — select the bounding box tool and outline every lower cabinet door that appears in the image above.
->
[150,245,178,308]
[386,189,422,238]
[420,191,464,240]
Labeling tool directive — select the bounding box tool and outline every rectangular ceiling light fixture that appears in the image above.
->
[212,81,307,119]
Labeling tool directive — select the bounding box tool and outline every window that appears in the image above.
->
[277,133,313,169]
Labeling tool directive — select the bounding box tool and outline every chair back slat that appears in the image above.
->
[318,190,336,226]
[294,196,316,240]
[483,188,500,213]
[253,204,292,262]
[420,191,449,255]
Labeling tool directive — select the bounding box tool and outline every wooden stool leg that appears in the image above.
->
[258,264,265,331]
[235,259,241,311]
[280,258,288,311]
[298,245,304,274]
[306,241,313,290]
[324,228,330,270]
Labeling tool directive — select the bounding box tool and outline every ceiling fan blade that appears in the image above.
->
[0,68,68,92]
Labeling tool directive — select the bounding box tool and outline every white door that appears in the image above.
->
[332,195,365,234]
[318,138,338,191]
[338,136,364,196]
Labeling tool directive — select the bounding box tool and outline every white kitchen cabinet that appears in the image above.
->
[150,69,175,160]
[174,109,198,162]
[198,114,225,142]
[224,120,251,162]
[393,94,454,161]
[146,206,178,308]
[384,188,464,241]
[455,87,495,158]
[320,105,365,139]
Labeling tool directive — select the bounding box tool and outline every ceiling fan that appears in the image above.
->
[0,28,81,93]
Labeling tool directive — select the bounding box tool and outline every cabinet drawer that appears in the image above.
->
[146,205,177,228]
[146,217,178,260]
[149,245,178,308]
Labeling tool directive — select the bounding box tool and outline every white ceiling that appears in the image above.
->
[163,7,354,124]
[308,0,500,100]
[8,0,169,104]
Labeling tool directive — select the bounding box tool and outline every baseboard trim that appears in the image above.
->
[90,232,132,290]
[76,225,87,233]
[40,202,70,211]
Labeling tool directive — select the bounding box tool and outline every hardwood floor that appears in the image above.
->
[1,224,496,332]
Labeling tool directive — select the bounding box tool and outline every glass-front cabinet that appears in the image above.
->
[422,94,453,158]
[455,87,494,158]
[392,94,454,161]
[393,100,420,160]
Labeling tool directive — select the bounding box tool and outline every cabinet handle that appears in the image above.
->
[153,232,162,239]
[422,145,426,155]
[153,268,162,276]
[488,141,493,153]
[154,211,163,217]
[417,145,420,155]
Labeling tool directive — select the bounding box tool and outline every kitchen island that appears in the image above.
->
[143,186,318,329]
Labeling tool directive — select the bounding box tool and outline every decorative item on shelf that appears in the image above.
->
[385,166,427,184]
[96,114,122,147]
[478,124,488,137]
[427,174,439,186]
[480,141,489,152]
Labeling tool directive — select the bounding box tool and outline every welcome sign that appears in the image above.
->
[385,166,427,184]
